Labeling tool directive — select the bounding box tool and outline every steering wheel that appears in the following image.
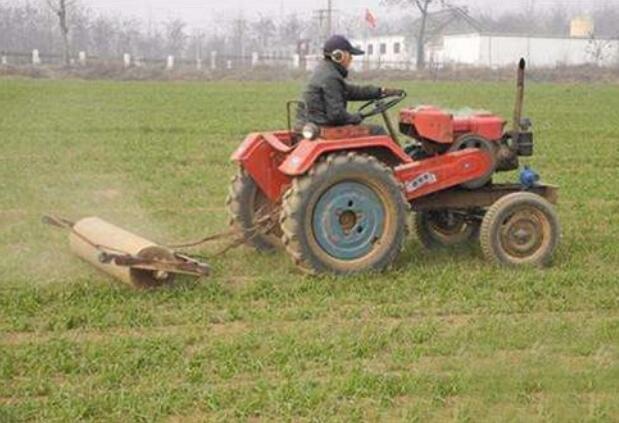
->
[358,91,407,120]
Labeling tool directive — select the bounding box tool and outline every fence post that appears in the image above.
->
[292,54,300,69]
[251,52,259,67]
[166,55,174,70]
[210,51,217,70]
[1,55,7,66]
[78,51,86,66]
[123,53,131,68]
[32,49,41,65]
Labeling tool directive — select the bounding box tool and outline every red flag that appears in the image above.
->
[365,9,377,29]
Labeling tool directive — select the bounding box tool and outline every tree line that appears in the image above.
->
[1,0,618,67]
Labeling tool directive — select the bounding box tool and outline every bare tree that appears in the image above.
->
[587,35,616,66]
[278,14,306,43]
[546,4,569,36]
[90,14,116,58]
[385,1,474,70]
[592,3,619,39]
[383,0,447,70]
[251,15,276,52]
[69,4,92,55]
[164,18,187,57]
[413,0,432,69]
[46,0,75,65]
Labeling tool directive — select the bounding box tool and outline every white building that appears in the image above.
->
[433,33,619,68]
[351,35,412,70]
[346,29,619,71]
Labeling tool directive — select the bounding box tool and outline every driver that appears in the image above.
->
[297,34,403,135]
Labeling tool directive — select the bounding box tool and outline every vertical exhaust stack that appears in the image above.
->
[512,58,526,135]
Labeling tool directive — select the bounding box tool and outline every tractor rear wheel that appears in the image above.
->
[414,210,479,249]
[480,192,560,267]
[280,153,408,274]
[227,168,282,252]
[449,134,496,189]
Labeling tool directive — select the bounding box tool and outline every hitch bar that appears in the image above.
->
[98,252,210,277]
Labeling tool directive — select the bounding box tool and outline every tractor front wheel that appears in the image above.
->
[227,168,282,252]
[480,192,560,267]
[280,153,408,274]
[414,210,479,249]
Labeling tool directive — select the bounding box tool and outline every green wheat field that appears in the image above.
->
[0,77,618,421]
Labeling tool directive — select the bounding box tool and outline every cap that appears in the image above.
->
[323,35,365,56]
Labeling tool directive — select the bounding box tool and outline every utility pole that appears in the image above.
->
[195,30,204,64]
[313,0,335,44]
[327,0,332,37]
[146,1,153,36]
[233,16,246,61]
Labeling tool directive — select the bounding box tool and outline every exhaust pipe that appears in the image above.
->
[497,58,532,170]
[512,58,526,134]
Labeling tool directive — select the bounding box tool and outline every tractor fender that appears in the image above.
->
[230,132,293,202]
[231,132,261,162]
[278,136,412,176]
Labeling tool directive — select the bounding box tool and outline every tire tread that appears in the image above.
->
[280,152,408,275]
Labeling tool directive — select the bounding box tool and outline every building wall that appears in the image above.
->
[431,33,481,65]
[439,33,619,68]
[351,35,412,70]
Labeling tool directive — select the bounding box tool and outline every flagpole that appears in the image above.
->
[363,10,367,70]
[363,9,376,71]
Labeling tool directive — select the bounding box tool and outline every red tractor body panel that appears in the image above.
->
[400,106,507,143]
[232,130,494,204]
[395,149,494,200]
[232,131,413,201]
[232,132,293,200]
[279,135,413,176]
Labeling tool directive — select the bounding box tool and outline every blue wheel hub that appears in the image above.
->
[312,182,385,260]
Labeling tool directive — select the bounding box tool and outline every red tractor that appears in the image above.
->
[227,59,560,274]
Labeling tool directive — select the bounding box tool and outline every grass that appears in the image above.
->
[0,77,618,421]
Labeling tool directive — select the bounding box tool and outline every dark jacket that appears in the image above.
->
[297,59,382,127]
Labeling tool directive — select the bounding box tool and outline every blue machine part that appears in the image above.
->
[520,165,540,188]
[312,182,385,260]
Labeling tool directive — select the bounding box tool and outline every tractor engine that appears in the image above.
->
[398,106,534,172]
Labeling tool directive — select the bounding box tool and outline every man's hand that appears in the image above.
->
[381,88,405,97]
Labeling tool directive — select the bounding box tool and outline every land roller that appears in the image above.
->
[44,216,211,288]
[47,59,560,285]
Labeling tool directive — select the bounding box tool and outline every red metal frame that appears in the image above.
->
[231,130,494,203]
[319,125,371,139]
[395,149,493,200]
[400,106,506,143]
[232,132,293,200]
[279,135,412,176]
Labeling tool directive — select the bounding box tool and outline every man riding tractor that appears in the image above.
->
[296,34,404,137]
[228,42,561,275]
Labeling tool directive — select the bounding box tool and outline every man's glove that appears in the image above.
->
[349,112,363,125]
[381,88,405,97]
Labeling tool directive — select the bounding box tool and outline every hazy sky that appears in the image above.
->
[11,0,597,30]
[74,0,596,28]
